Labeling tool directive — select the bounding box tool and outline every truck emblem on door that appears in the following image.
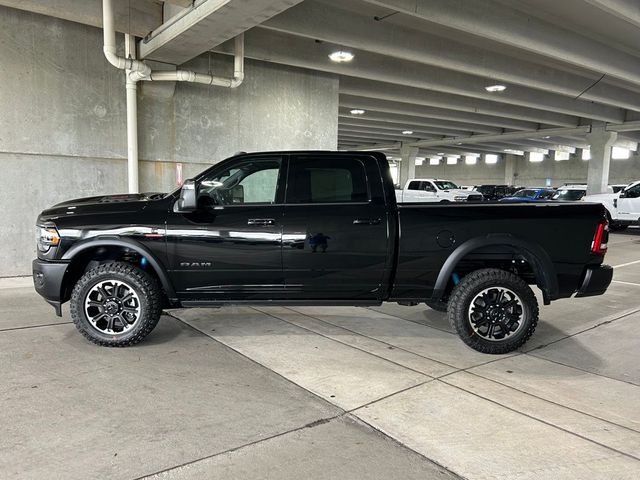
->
[180,262,212,268]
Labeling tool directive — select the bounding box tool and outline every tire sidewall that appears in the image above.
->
[449,270,538,353]
[71,264,158,345]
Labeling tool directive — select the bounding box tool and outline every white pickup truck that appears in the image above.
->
[395,179,484,203]
[584,181,640,230]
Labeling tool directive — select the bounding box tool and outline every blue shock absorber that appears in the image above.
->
[452,272,461,285]
[140,257,148,269]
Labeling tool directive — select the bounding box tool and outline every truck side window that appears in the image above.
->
[287,157,369,203]
[424,182,436,192]
[198,158,282,206]
[408,181,422,190]
[622,184,640,198]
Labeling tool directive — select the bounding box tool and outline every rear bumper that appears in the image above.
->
[575,264,613,298]
[32,258,69,316]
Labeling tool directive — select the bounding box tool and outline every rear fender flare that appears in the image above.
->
[431,234,558,303]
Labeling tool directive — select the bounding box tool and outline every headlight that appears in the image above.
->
[454,195,467,202]
[36,225,61,252]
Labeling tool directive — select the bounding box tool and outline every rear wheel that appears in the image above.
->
[606,211,628,231]
[70,262,162,347]
[448,269,538,354]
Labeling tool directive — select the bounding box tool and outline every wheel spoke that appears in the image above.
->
[85,279,141,335]
[468,286,524,342]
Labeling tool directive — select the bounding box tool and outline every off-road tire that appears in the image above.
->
[425,299,448,312]
[447,268,539,354]
[70,262,163,347]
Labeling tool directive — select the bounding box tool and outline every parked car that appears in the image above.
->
[475,185,520,201]
[396,178,484,202]
[584,181,640,230]
[611,184,629,194]
[33,151,612,354]
[553,184,615,202]
[498,188,556,203]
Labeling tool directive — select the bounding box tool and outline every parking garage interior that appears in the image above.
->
[1,1,640,478]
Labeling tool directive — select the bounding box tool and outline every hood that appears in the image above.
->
[52,193,164,208]
[38,193,165,223]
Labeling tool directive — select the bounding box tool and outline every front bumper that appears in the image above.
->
[32,258,69,316]
[575,264,613,298]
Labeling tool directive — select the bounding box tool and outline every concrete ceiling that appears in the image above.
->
[4,0,640,156]
[220,0,640,155]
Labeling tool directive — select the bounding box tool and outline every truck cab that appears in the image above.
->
[584,181,640,230]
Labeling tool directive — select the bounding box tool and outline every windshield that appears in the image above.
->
[434,181,459,190]
[512,189,536,198]
[553,189,586,201]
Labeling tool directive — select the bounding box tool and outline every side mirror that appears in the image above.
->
[176,179,198,212]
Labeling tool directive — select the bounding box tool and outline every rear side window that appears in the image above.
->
[408,181,422,190]
[287,157,369,203]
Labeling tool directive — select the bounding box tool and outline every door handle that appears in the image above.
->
[353,218,381,225]
[247,218,275,226]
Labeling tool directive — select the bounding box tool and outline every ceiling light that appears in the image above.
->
[554,151,570,161]
[329,50,354,63]
[485,84,507,92]
[485,154,499,164]
[402,130,413,135]
[437,152,444,155]
[530,152,545,162]
[612,146,630,159]
[543,136,551,139]
[350,109,365,115]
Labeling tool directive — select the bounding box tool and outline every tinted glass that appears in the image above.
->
[287,157,369,203]
[623,183,640,198]
[408,181,422,190]
[553,189,586,201]
[514,189,536,197]
[538,190,556,199]
[434,181,459,190]
[198,158,281,206]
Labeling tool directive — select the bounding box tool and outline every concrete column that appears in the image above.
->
[504,154,516,185]
[398,144,419,186]
[586,125,618,195]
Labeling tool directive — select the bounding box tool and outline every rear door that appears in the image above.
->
[281,154,390,300]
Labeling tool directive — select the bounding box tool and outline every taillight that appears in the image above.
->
[591,219,608,256]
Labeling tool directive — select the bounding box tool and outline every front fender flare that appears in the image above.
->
[61,237,176,300]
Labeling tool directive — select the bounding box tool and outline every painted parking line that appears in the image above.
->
[612,260,640,269]
[612,280,640,287]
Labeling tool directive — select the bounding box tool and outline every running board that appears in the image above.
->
[180,299,382,308]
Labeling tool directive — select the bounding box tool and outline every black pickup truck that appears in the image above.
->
[33,151,613,353]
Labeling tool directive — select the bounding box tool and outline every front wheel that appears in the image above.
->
[70,262,163,347]
[447,269,539,354]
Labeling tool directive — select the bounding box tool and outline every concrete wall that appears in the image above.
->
[415,153,640,187]
[0,6,338,276]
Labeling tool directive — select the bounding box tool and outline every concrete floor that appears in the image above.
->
[2,232,640,479]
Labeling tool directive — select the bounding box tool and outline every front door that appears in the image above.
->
[281,154,390,300]
[166,155,285,301]
[617,182,640,222]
